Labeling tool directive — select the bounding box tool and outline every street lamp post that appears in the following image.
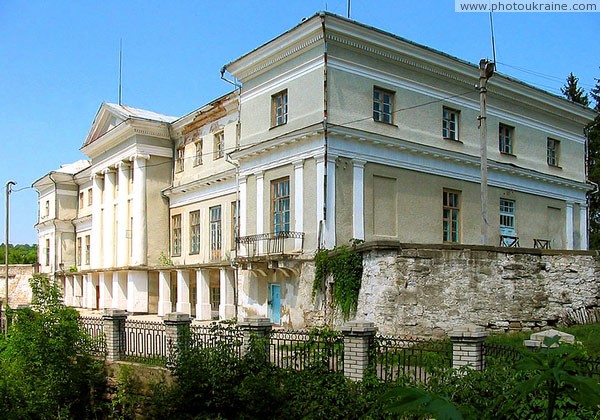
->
[4,180,16,335]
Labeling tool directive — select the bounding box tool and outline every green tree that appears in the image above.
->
[0,274,106,419]
[590,70,600,111]
[561,72,590,106]
[587,113,600,249]
[0,243,38,264]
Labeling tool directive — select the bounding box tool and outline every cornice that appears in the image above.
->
[163,169,237,197]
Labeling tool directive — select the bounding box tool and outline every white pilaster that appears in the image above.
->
[116,162,130,267]
[127,270,148,313]
[324,154,337,249]
[64,275,74,306]
[84,273,97,309]
[315,155,325,247]
[352,159,366,241]
[219,269,235,320]
[176,270,191,314]
[293,160,304,249]
[131,154,149,266]
[196,269,212,320]
[157,270,172,317]
[102,169,116,268]
[90,174,103,268]
[239,176,247,256]
[73,274,83,307]
[566,202,574,250]
[112,271,127,310]
[98,272,112,309]
[579,203,588,250]
[256,171,264,254]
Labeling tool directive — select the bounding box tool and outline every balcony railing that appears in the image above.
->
[236,231,304,258]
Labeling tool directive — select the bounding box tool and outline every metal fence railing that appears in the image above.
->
[372,335,452,383]
[123,319,167,364]
[189,323,244,357]
[268,329,344,372]
[78,315,107,357]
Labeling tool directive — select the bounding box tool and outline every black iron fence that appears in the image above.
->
[268,329,344,371]
[189,323,244,358]
[372,335,452,383]
[79,316,107,357]
[237,231,304,258]
[123,319,168,364]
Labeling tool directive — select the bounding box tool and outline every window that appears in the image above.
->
[172,214,182,256]
[189,210,201,255]
[79,192,84,209]
[547,138,560,166]
[442,189,460,243]
[210,287,220,311]
[373,87,394,124]
[272,177,290,234]
[231,201,239,249]
[194,140,203,166]
[213,132,224,160]
[87,188,92,206]
[210,206,222,259]
[85,235,90,265]
[442,107,459,140]
[77,237,82,266]
[500,199,516,236]
[499,124,514,154]
[44,200,50,217]
[271,90,288,127]
[176,147,185,173]
[45,238,50,266]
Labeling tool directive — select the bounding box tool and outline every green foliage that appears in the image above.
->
[0,243,38,264]
[379,386,463,419]
[561,72,590,106]
[157,251,174,266]
[313,240,364,320]
[0,274,106,419]
[587,114,600,250]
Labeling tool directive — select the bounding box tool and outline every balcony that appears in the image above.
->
[236,231,304,259]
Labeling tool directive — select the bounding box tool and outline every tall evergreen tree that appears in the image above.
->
[561,72,590,106]
[587,114,600,249]
[590,73,600,111]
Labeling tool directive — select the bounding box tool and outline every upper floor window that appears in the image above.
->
[44,200,50,217]
[87,188,93,206]
[373,87,394,124]
[79,192,84,210]
[547,138,560,167]
[76,237,82,266]
[176,147,185,173]
[213,132,224,160]
[45,238,50,266]
[231,201,239,250]
[210,205,222,259]
[442,189,460,243]
[271,90,288,127]
[171,214,182,256]
[499,124,514,155]
[194,140,203,166]
[272,177,290,234]
[442,107,460,141]
[189,210,201,255]
[85,235,90,265]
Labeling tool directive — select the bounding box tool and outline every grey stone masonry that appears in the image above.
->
[524,328,575,349]
[448,323,488,371]
[341,321,376,382]
[164,312,192,359]
[102,309,127,361]
[239,317,273,357]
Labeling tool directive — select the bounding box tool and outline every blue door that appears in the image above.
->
[268,284,281,324]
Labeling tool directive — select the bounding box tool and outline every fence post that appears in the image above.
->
[341,320,376,382]
[102,309,127,361]
[164,312,192,361]
[239,317,272,357]
[448,323,488,371]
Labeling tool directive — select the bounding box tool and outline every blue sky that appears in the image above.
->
[0,0,598,244]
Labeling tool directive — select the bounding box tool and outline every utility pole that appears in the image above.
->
[478,59,494,246]
[4,180,16,336]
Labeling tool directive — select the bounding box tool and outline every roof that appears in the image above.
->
[103,103,178,123]
[56,159,91,174]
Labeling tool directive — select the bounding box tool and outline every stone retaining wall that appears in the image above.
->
[355,242,600,337]
[0,264,35,307]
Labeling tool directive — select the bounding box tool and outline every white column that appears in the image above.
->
[352,159,366,241]
[90,174,103,268]
[73,274,83,307]
[64,275,74,306]
[316,155,325,248]
[256,171,264,254]
[131,154,149,266]
[566,202,574,250]
[102,169,116,268]
[98,272,112,309]
[84,273,96,309]
[293,160,304,249]
[176,270,191,314]
[112,271,127,310]
[127,271,148,313]
[219,269,235,320]
[116,162,130,267]
[324,154,337,249]
[196,269,212,320]
[158,270,171,317]
[579,203,588,250]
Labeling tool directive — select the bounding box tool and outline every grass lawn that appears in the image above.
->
[485,323,600,357]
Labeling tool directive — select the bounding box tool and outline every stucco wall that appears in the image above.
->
[0,265,35,307]
[355,242,600,337]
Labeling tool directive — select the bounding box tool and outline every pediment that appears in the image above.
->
[82,103,130,148]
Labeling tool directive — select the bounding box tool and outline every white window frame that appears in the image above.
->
[499,124,514,155]
[442,107,459,141]
[373,87,394,124]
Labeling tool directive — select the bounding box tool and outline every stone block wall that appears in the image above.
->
[354,242,600,337]
[0,264,35,307]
